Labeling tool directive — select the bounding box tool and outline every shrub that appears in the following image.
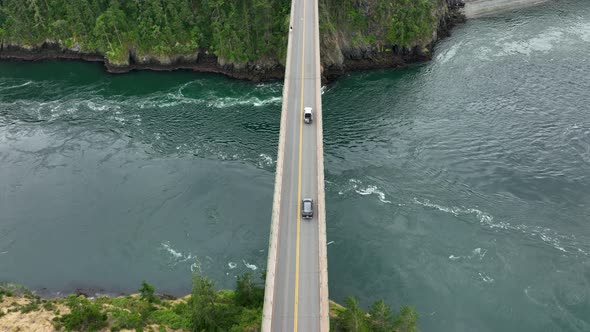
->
[19,300,40,313]
[149,307,191,330]
[55,295,107,331]
[43,301,56,311]
[228,307,263,332]
[0,286,14,301]
[234,273,264,308]
[108,307,143,331]
[139,281,157,304]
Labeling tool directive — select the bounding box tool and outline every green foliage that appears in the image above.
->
[188,272,264,332]
[333,297,419,332]
[0,0,442,66]
[98,282,158,331]
[387,0,437,47]
[108,307,143,331]
[234,273,264,308]
[189,272,220,331]
[43,300,56,311]
[149,303,191,330]
[2,276,418,332]
[56,295,108,332]
[0,282,31,298]
[139,281,157,304]
[229,307,263,332]
[0,288,11,302]
[0,0,291,65]
[19,300,40,313]
[368,299,394,332]
[338,297,370,332]
[393,305,419,332]
[320,0,440,52]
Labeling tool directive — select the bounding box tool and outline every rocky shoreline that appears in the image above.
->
[0,44,286,82]
[324,4,465,81]
[0,6,464,83]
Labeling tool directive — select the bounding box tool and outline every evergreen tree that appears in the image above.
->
[339,296,370,332]
[368,299,394,332]
[189,273,220,332]
[393,305,419,332]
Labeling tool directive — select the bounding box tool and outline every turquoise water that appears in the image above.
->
[1,0,590,331]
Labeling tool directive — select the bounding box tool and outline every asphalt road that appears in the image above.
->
[270,0,322,330]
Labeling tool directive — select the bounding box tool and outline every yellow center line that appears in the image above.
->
[294,0,306,330]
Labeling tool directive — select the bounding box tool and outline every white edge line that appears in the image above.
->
[313,0,330,330]
[261,0,297,330]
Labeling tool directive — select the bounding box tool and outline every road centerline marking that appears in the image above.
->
[294,0,306,330]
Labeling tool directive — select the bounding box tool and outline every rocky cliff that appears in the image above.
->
[0,0,464,82]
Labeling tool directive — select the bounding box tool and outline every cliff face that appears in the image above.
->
[0,0,462,81]
[319,0,459,80]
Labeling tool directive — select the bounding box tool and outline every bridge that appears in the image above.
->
[261,0,329,331]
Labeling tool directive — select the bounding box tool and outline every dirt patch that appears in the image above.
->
[0,296,68,332]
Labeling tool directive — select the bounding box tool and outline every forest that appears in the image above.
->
[0,0,441,66]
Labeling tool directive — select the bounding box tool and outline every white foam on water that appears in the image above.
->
[342,179,392,203]
[474,46,493,62]
[243,260,257,270]
[161,241,183,259]
[572,22,590,42]
[49,104,78,120]
[86,101,111,112]
[523,286,547,306]
[176,81,197,97]
[253,96,282,107]
[258,153,276,167]
[414,198,504,228]
[210,96,282,108]
[449,248,487,261]
[228,262,237,269]
[111,116,126,125]
[414,198,587,255]
[133,88,282,109]
[478,272,494,283]
[355,185,392,204]
[436,42,461,64]
[497,28,565,56]
[0,81,33,91]
[161,241,198,265]
[472,247,487,260]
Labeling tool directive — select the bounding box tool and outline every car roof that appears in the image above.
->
[304,107,312,112]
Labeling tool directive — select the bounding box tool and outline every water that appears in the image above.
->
[1,0,589,331]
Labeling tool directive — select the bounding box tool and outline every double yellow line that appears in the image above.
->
[294,0,307,330]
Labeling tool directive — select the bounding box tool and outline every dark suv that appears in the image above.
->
[302,198,313,219]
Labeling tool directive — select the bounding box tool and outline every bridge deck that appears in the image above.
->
[262,0,328,331]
